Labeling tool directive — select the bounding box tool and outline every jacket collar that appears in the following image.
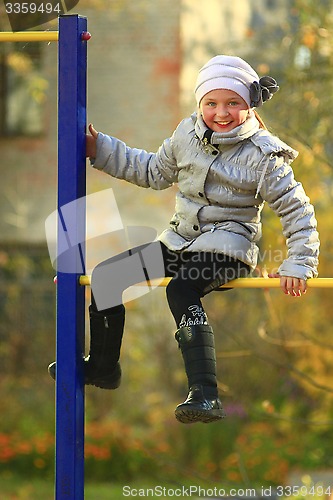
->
[194,110,260,146]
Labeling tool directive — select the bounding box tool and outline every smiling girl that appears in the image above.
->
[52,55,319,424]
[200,89,250,132]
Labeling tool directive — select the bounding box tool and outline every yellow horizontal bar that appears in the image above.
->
[78,276,333,289]
[0,31,58,42]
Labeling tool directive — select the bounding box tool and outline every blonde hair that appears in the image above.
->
[254,110,267,130]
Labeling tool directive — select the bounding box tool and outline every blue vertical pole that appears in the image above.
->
[56,15,88,499]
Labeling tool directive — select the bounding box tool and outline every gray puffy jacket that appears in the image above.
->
[92,112,319,280]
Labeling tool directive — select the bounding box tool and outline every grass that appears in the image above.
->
[0,475,128,499]
[0,474,203,499]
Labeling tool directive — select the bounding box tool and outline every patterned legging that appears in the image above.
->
[91,241,250,327]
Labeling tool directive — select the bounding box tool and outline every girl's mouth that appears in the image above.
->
[215,121,232,129]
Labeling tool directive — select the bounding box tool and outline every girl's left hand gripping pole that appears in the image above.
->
[56,15,91,500]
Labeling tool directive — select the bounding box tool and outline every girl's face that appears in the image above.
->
[200,89,250,133]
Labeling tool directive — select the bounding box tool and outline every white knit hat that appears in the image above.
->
[194,55,260,107]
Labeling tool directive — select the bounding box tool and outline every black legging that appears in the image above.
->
[91,241,250,327]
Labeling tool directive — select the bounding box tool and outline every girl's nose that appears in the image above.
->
[215,105,228,117]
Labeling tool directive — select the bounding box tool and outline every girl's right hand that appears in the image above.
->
[86,123,98,158]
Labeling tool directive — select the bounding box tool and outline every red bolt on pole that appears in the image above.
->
[81,31,92,41]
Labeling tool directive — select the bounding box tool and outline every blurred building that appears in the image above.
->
[0,0,291,245]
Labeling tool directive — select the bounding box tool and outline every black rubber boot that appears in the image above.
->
[48,304,125,390]
[174,325,225,424]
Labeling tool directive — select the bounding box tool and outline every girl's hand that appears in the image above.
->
[86,123,98,158]
[268,273,307,297]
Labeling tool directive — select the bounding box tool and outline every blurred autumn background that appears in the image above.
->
[1,0,333,497]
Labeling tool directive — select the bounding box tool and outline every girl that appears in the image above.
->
[50,55,319,424]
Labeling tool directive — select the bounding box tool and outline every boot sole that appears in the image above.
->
[86,376,121,390]
[48,362,121,390]
[86,363,122,389]
[175,407,225,424]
